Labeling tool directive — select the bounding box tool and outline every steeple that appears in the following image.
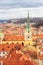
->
[24,11,32,45]
[26,11,30,31]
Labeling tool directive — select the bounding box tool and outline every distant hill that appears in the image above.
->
[0,17,43,24]
[0,20,7,23]
[32,20,43,28]
[6,17,43,24]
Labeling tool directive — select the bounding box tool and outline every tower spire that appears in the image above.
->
[26,11,30,31]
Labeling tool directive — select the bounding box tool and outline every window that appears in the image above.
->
[33,40,37,46]
[28,36,30,38]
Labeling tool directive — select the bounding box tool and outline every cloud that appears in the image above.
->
[0,0,43,19]
[0,7,43,19]
[29,7,43,18]
[0,0,43,8]
[0,8,28,19]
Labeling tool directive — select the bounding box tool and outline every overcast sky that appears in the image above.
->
[0,0,43,19]
[0,0,43,8]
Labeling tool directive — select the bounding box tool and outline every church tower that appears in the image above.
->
[24,11,32,45]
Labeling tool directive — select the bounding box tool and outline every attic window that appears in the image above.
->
[3,38,6,41]
[7,46,9,48]
[2,48,4,50]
